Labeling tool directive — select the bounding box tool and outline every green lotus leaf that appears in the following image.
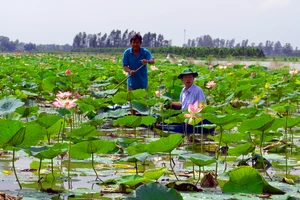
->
[0,97,25,115]
[222,166,264,194]
[122,152,151,163]
[238,114,275,132]
[70,140,116,159]
[127,182,183,200]
[66,125,99,138]
[146,134,183,154]
[179,153,216,167]
[228,143,255,156]
[143,167,168,181]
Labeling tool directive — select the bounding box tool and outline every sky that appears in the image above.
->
[1,0,299,48]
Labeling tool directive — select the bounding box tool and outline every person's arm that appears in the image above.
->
[123,50,137,76]
[141,59,154,65]
[171,101,182,110]
[123,65,136,76]
[142,49,155,65]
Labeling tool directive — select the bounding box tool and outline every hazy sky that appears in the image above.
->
[1,0,299,48]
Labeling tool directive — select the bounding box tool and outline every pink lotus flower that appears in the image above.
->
[251,72,255,77]
[53,98,77,109]
[244,65,248,69]
[205,80,216,89]
[65,69,72,76]
[209,65,213,69]
[56,91,72,99]
[184,100,203,124]
[289,69,298,75]
[150,65,159,71]
[155,91,162,97]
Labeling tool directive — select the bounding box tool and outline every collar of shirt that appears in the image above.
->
[130,47,144,56]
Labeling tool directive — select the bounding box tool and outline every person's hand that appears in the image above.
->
[130,70,136,76]
[141,59,149,65]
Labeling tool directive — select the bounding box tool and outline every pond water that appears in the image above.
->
[194,60,300,70]
[1,128,300,199]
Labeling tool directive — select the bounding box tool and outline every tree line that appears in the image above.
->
[72,29,172,48]
[0,29,299,57]
[186,35,296,56]
[0,36,72,52]
[72,30,297,57]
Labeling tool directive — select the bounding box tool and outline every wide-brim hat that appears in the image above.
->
[177,68,198,79]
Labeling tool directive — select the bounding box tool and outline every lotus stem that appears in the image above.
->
[68,119,72,189]
[195,166,201,185]
[12,149,22,189]
[92,153,104,183]
[169,153,179,181]
[135,162,138,175]
[192,119,196,179]
[260,130,266,175]
[215,126,223,177]
[290,128,293,155]
[285,112,288,178]
[51,158,54,178]
[38,158,42,180]
[200,120,204,153]
[223,144,228,173]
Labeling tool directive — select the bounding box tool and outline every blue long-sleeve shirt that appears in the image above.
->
[180,84,206,111]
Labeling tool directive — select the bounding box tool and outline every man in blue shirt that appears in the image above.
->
[122,33,154,90]
[171,68,206,110]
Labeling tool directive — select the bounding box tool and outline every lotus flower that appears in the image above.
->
[184,100,203,124]
[209,65,213,69]
[289,69,298,76]
[53,98,77,109]
[65,69,72,75]
[56,91,72,99]
[244,65,248,69]
[251,72,255,77]
[150,65,159,71]
[205,80,216,89]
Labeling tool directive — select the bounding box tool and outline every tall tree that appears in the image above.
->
[24,42,36,51]
[121,29,129,47]
[273,41,282,55]
[282,43,293,55]
[264,40,274,55]
[241,39,248,47]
